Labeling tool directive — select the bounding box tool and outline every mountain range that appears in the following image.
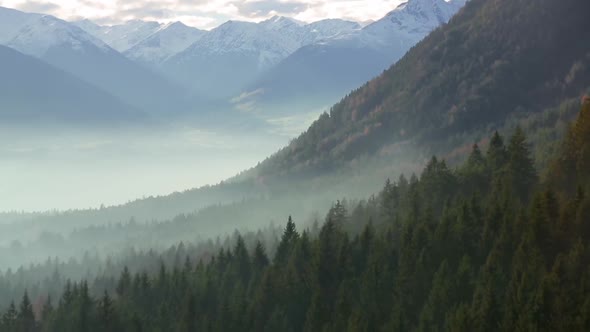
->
[0,0,465,124]
[242,0,467,115]
[0,8,190,119]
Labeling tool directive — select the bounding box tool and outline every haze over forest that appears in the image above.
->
[0,0,589,331]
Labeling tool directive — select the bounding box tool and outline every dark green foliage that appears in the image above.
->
[4,109,588,331]
[17,292,35,332]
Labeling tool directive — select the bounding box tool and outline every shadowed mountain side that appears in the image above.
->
[0,45,144,124]
[241,41,395,115]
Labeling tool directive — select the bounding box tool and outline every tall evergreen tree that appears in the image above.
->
[17,291,35,332]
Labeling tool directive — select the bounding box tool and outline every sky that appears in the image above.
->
[0,0,405,29]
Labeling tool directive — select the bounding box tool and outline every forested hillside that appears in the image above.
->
[257,0,590,177]
[2,98,589,331]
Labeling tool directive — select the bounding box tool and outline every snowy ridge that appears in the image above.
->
[76,19,163,52]
[124,22,205,65]
[167,16,361,70]
[363,0,466,41]
[0,7,41,43]
[170,20,298,70]
[258,16,361,48]
[7,15,113,57]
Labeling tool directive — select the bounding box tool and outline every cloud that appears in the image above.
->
[0,0,404,29]
[14,0,60,13]
[231,88,265,103]
[230,88,265,113]
[233,0,308,18]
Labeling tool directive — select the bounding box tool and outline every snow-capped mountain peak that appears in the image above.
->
[75,19,163,52]
[124,21,205,65]
[261,15,305,29]
[363,0,465,41]
[0,6,41,43]
[187,20,299,58]
[305,19,361,41]
[7,14,111,57]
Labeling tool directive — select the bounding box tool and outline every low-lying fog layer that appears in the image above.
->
[0,124,288,212]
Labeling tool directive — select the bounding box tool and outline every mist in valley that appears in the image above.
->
[0,124,286,212]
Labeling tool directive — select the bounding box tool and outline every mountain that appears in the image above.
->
[124,22,206,66]
[162,20,299,99]
[363,0,466,40]
[2,10,190,115]
[0,45,142,124]
[6,14,112,57]
[239,0,466,116]
[259,16,361,47]
[0,6,40,43]
[75,19,163,52]
[161,18,361,99]
[256,0,590,177]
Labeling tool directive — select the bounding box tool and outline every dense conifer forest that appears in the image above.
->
[1,98,588,331]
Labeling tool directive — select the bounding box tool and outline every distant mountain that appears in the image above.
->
[161,17,362,99]
[1,9,190,115]
[0,45,142,124]
[0,6,40,43]
[74,19,163,52]
[240,0,466,116]
[6,14,112,57]
[162,20,300,99]
[259,16,361,47]
[363,0,466,40]
[124,22,206,66]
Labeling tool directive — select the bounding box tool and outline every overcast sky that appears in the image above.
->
[0,0,405,29]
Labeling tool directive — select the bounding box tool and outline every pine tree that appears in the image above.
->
[116,266,132,297]
[99,290,115,331]
[2,301,18,332]
[507,126,538,203]
[487,131,508,172]
[274,216,299,265]
[17,291,35,332]
[232,235,251,284]
[252,241,269,271]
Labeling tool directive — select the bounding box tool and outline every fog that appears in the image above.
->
[0,118,310,212]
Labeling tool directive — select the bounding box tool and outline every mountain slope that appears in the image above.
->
[162,20,298,98]
[0,6,40,42]
[259,16,361,47]
[240,0,465,115]
[124,22,205,66]
[0,45,142,124]
[162,18,362,99]
[4,12,190,115]
[256,0,590,177]
[75,19,163,52]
